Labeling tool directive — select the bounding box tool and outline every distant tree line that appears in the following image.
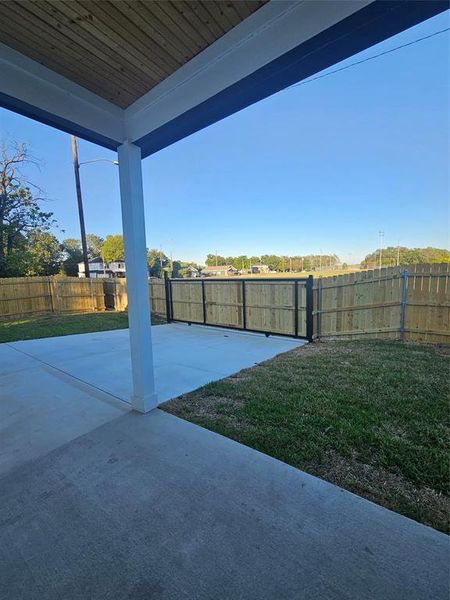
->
[205,253,341,271]
[361,247,450,268]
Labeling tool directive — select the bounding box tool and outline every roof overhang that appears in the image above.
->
[1,0,448,158]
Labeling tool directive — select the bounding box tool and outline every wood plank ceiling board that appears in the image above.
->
[0,0,266,108]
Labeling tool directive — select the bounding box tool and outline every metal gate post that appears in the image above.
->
[317,277,323,339]
[306,275,314,342]
[242,280,247,330]
[164,271,172,322]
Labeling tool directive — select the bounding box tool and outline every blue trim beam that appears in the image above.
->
[0,92,121,151]
[135,0,448,158]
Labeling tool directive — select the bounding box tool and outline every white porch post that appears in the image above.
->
[117,141,157,413]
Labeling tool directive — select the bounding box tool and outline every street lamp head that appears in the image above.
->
[79,158,119,167]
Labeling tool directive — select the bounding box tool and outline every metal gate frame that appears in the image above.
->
[164,274,313,341]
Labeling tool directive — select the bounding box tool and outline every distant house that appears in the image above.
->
[78,257,126,278]
[186,266,200,278]
[108,260,126,277]
[202,265,239,277]
[251,264,270,274]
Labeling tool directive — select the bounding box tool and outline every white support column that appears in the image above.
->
[117,141,157,413]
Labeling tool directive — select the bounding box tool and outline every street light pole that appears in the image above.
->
[71,136,90,278]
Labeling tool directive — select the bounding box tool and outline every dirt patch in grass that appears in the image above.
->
[162,339,450,533]
[308,452,449,532]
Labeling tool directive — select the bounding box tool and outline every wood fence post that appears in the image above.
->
[115,280,120,311]
[53,278,59,312]
[294,281,299,337]
[201,279,207,324]
[400,270,408,340]
[242,280,247,330]
[89,278,95,311]
[47,277,54,313]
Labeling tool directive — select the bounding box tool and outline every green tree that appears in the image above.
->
[0,143,55,277]
[62,238,83,276]
[147,248,169,277]
[24,229,63,276]
[86,233,104,258]
[101,234,124,263]
[205,253,227,266]
[0,233,29,276]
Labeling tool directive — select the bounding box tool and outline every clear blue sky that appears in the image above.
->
[1,12,449,265]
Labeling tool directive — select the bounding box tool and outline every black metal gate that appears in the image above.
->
[164,274,313,341]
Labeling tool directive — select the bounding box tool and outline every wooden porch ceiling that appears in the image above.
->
[0,0,266,108]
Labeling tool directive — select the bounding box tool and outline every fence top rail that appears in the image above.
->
[316,274,404,289]
[315,271,450,291]
[170,277,310,283]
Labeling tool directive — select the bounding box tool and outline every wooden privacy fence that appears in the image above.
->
[103,277,167,316]
[104,276,313,338]
[1,266,448,344]
[313,263,450,344]
[0,276,105,319]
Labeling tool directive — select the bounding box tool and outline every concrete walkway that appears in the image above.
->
[0,326,448,599]
[0,410,448,600]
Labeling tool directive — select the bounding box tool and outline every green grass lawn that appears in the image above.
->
[162,340,450,533]
[0,311,165,343]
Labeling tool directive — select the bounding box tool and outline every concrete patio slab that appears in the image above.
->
[0,409,447,600]
[8,323,305,403]
[1,324,303,474]
[0,362,129,477]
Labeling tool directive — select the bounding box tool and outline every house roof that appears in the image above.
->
[1,1,445,158]
[78,258,102,267]
[203,265,236,271]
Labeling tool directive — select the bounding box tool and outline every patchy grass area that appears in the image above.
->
[163,340,450,533]
[0,311,165,343]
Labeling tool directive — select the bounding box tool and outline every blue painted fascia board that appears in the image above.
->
[135,0,449,158]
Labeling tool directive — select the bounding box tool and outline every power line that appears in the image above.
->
[289,27,450,90]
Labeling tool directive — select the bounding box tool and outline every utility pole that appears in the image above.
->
[396,241,400,267]
[378,231,384,269]
[71,136,89,278]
